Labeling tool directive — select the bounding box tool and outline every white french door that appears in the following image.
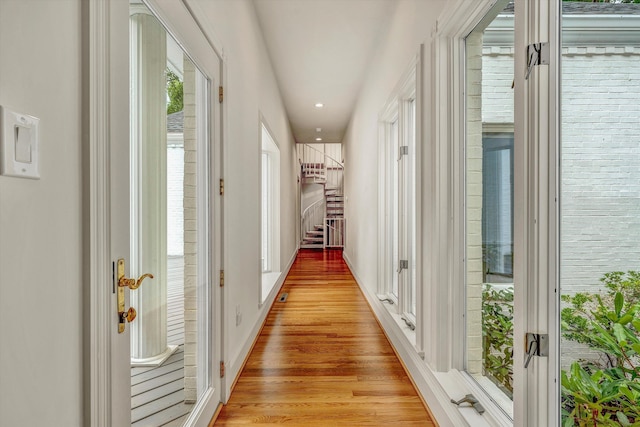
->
[90,0,223,426]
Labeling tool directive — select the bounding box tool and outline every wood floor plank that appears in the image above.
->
[130,255,194,425]
[132,378,185,409]
[212,249,435,426]
[131,348,184,377]
[131,356,184,386]
[131,390,190,423]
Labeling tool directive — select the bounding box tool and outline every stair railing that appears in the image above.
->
[299,144,344,194]
[301,198,325,245]
[324,217,345,248]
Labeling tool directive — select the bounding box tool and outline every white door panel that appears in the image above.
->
[97,0,223,425]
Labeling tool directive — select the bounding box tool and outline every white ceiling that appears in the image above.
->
[253,0,396,144]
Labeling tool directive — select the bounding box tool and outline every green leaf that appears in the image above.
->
[619,314,634,325]
[617,411,631,426]
[563,415,575,427]
[616,292,624,317]
[613,323,628,344]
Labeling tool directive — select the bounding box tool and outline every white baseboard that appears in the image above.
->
[225,248,298,399]
[342,252,470,427]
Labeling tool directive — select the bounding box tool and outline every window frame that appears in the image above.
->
[378,55,420,342]
[259,119,281,304]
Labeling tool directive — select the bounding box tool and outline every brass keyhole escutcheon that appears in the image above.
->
[116,259,154,333]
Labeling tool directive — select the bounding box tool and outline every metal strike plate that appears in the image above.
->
[117,259,126,333]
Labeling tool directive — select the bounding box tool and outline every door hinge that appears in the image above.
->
[219,86,224,103]
[525,42,549,80]
[397,145,409,161]
[397,259,409,273]
[220,361,225,378]
[219,270,224,287]
[219,178,224,195]
[524,332,549,368]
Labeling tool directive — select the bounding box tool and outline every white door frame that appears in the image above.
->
[514,0,560,425]
[87,0,225,425]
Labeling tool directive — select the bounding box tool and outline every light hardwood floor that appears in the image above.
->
[212,249,436,426]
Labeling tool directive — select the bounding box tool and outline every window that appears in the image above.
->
[559,3,640,425]
[482,132,514,282]
[260,122,280,303]
[379,59,418,339]
[464,2,514,418]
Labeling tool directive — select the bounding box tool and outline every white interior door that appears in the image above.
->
[104,0,223,425]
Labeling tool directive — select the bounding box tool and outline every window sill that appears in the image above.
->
[261,271,281,303]
[380,299,417,347]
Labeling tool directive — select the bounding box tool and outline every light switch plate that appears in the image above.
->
[1,106,40,179]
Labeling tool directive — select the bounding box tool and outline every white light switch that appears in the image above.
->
[15,125,32,163]
[1,106,39,179]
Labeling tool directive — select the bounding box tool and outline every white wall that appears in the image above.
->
[189,0,298,388]
[343,0,447,294]
[0,0,83,425]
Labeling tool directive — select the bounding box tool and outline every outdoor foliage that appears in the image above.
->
[564,0,640,3]
[482,284,514,394]
[166,69,183,115]
[561,271,640,426]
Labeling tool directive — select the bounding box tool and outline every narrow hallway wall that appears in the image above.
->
[342,0,446,294]
[0,0,83,425]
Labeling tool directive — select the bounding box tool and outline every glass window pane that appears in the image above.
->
[560,2,640,425]
[465,1,514,418]
[391,119,399,299]
[261,124,281,302]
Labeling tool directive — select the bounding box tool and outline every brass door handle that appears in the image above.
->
[119,272,154,290]
[116,259,154,333]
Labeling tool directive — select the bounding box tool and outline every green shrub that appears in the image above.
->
[481,271,640,425]
[482,284,514,394]
[561,271,640,426]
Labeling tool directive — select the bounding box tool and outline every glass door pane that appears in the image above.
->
[391,119,400,300]
[129,4,210,424]
[560,2,640,425]
[464,1,514,418]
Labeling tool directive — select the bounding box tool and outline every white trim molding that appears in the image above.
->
[87,0,112,425]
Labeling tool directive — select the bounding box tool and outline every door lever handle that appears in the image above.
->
[118,272,153,290]
[116,258,154,333]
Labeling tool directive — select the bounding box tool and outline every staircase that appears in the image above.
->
[302,224,325,247]
[325,188,344,217]
[299,144,345,249]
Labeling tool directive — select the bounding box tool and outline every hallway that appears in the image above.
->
[213,250,435,426]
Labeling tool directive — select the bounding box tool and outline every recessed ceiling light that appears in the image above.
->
[315,137,323,141]
[314,103,324,108]
[316,128,322,132]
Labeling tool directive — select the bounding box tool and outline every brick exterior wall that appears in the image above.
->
[482,42,640,367]
[182,57,198,402]
[167,142,184,256]
[466,31,484,376]
[560,48,640,366]
[482,47,514,125]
